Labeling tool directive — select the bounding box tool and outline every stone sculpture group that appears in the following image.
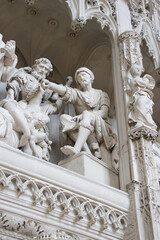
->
[0,34,156,167]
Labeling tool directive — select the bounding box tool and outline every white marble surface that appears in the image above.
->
[59,152,119,188]
[0,142,129,211]
[0,142,129,240]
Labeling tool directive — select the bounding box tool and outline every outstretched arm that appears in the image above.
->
[41,79,66,96]
[53,76,73,112]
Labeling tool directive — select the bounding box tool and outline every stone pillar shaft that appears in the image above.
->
[119,30,160,240]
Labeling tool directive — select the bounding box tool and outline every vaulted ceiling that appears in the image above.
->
[1,0,160,128]
[0,0,114,101]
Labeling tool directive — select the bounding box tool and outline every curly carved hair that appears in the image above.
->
[22,77,40,102]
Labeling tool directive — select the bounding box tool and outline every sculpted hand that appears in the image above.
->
[72,114,82,122]
[42,79,66,96]
[41,79,50,89]
[4,40,16,60]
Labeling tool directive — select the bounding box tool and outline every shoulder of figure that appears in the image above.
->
[91,88,109,98]
[100,90,110,106]
[101,90,109,98]
[12,68,27,78]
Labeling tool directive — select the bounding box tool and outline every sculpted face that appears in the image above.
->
[76,71,92,89]
[31,63,50,81]
[31,58,53,81]
[131,65,143,77]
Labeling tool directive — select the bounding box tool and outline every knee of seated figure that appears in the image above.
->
[60,114,73,125]
[82,110,92,120]
[82,110,95,125]
[79,123,94,133]
[79,120,94,133]
[60,114,66,122]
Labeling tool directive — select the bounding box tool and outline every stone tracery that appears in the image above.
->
[0,0,160,239]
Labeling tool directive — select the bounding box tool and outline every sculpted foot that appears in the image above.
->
[61,145,79,156]
[19,134,29,147]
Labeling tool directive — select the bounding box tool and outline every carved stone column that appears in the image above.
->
[119,31,143,106]
[119,31,142,77]
[119,31,160,240]
[124,129,160,240]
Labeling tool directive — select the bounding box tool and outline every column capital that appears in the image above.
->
[129,126,157,141]
[119,30,141,42]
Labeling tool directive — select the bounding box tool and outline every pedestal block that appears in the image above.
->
[59,152,119,188]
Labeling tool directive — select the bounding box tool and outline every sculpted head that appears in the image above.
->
[130,64,143,78]
[31,58,53,81]
[22,75,40,101]
[75,67,94,87]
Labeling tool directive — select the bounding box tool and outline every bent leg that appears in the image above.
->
[4,101,30,146]
[61,111,95,156]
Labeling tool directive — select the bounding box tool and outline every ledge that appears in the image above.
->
[0,142,129,212]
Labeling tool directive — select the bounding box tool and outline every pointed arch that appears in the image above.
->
[65,0,118,40]
[140,19,160,69]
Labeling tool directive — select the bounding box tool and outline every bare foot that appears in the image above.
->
[19,134,29,147]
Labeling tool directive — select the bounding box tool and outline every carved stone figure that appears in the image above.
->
[127,64,157,131]
[0,33,17,82]
[1,58,53,147]
[0,58,64,161]
[42,67,117,158]
[19,78,56,160]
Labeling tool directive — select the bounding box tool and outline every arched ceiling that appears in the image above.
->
[0,0,114,101]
